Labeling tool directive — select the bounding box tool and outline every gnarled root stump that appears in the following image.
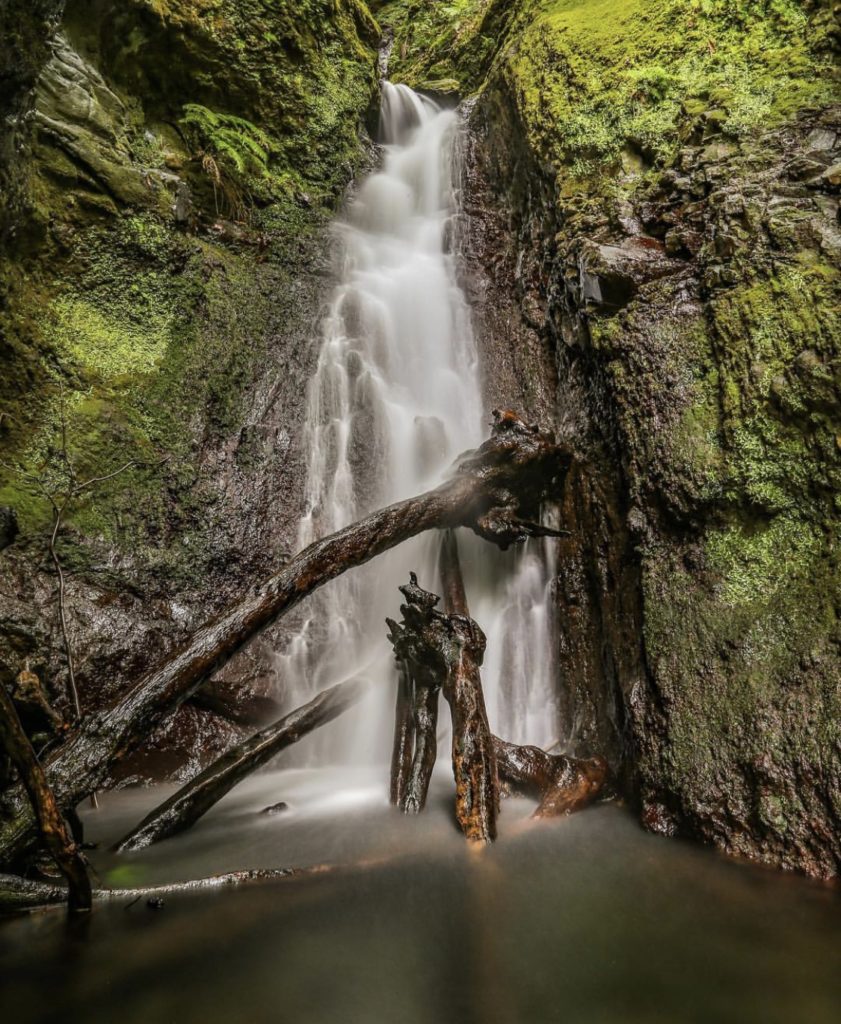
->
[493,737,608,818]
[388,575,498,843]
[401,674,440,815]
[0,411,570,868]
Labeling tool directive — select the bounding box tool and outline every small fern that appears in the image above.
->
[179,104,274,219]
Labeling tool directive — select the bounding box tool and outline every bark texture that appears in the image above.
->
[493,736,608,819]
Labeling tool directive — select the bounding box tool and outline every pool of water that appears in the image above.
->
[1,767,839,1024]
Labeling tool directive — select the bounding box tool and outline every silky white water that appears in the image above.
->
[276,83,559,762]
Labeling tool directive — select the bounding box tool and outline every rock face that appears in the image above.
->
[379,0,840,877]
[0,1,381,780]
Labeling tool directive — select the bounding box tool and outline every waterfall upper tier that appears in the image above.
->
[275,83,559,762]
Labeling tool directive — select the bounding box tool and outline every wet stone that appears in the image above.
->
[0,507,18,551]
[261,802,289,816]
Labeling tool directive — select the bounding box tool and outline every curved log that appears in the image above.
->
[113,677,368,853]
[0,411,570,868]
[493,736,608,818]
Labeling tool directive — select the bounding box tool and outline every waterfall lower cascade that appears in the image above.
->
[277,83,559,764]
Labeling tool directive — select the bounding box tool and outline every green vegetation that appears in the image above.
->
[375,0,499,92]
[0,0,382,578]
[497,0,834,175]
[380,0,835,178]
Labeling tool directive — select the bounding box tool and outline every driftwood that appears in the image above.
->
[386,531,466,814]
[0,410,570,868]
[10,661,65,742]
[0,683,91,912]
[113,678,368,853]
[388,575,498,842]
[438,529,468,616]
[387,561,608,833]
[493,737,608,818]
[1,856,396,914]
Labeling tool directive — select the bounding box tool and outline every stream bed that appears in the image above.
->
[1,768,839,1024]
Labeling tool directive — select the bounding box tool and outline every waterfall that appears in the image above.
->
[275,83,559,764]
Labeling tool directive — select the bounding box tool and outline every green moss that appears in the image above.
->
[382,0,834,182]
[641,523,839,801]
[711,264,841,515]
[493,0,835,179]
[705,516,824,607]
[376,0,500,92]
[1,0,383,574]
[51,297,172,379]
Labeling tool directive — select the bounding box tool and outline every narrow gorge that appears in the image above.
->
[0,3,839,1022]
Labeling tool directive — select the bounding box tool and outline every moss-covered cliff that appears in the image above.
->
[0,1,380,772]
[377,0,840,876]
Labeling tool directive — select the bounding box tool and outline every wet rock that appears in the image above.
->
[578,238,681,312]
[820,163,841,189]
[260,802,289,816]
[0,508,18,551]
[466,76,841,878]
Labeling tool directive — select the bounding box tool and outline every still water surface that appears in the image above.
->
[1,767,839,1024]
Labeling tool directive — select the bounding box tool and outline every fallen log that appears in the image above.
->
[388,575,498,842]
[438,529,468,616]
[0,682,91,913]
[493,736,608,818]
[113,677,368,853]
[0,410,570,868]
[1,856,395,915]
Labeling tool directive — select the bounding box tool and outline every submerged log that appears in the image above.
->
[0,411,570,867]
[388,575,498,842]
[0,683,91,913]
[1,856,396,914]
[113,678,368,853]
[493,736,608,818]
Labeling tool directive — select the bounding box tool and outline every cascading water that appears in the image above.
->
[276,83,559,764]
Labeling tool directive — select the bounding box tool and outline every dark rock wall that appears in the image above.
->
[379,0,841,877]
[0,1,381,779]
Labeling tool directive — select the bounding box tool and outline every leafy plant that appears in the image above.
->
[179,104,274,220]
